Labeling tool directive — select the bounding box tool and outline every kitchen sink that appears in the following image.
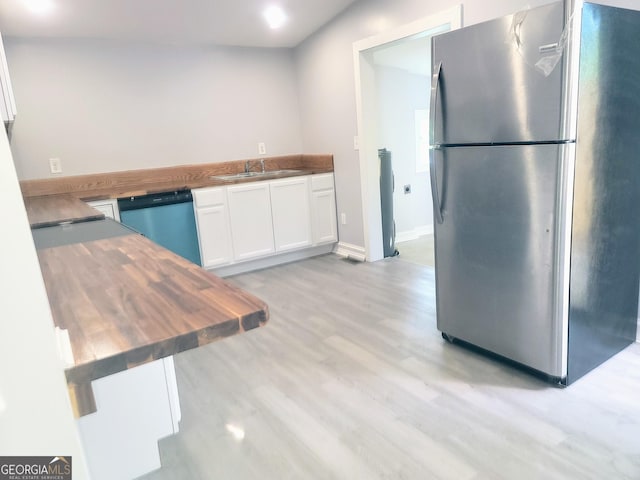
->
[211,169,303,181]
[211,172,262,180]
[268,169,303,175]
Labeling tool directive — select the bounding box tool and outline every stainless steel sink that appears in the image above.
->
[210,171,263,180]
[269,169,303,175]
[211,169,303,181]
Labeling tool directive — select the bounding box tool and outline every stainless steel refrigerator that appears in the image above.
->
[430,1,640,384]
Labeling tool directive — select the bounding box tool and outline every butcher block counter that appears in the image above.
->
[20,153,332,418]
[20,153,334,199]
[25,193,105,228]
[28,206,269,418]
[21,155,337,479]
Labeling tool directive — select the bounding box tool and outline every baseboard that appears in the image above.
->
[396,224,434,244]
[210,244,335,277]
[334,242,366,262]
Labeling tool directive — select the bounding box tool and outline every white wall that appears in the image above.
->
[0,128,88,474]
[375,65,431,240]
[294,0,557,250]
[6,38,303,179]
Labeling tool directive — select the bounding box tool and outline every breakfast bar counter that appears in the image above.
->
[33,222,268,416]
[26,194,270,480]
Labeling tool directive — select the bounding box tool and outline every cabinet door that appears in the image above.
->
[311,189,338,245]
[227,182,275,261]
[270,177,312,253]
[310,174,338,245]
[195,204,233,268]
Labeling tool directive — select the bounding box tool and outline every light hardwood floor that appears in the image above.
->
[396,234,435,267]
[140,254,640,480]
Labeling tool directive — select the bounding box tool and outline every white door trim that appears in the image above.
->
[353,5,463,262]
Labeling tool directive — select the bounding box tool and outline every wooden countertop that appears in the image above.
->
[20,154,334,200]
[24,193,105,228]
[23,168,334,229]
[37,231,269,417]
[22,157,329,414]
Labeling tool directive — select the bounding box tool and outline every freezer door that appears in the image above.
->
[431,1,565,145]
[434,144,563,377]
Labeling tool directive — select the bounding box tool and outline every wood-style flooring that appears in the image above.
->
[139,253,640,480]
[396,234,435,267]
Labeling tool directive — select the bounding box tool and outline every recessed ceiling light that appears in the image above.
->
[263,5,287,30]
[23,0,55,15]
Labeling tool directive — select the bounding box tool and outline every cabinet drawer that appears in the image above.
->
[311,173,334,191]
[193,187,226,208]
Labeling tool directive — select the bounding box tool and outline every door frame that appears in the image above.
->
[353,5,463,261]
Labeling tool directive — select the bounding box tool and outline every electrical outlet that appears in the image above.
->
[353,136,359,150]
[340,213,347,225]
[404,184,411,194]
[49,158,62,174]
[258,142,267,155]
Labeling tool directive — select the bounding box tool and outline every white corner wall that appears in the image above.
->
[294,0,557,251]
[0,128,88,475]
[6,39,303,179]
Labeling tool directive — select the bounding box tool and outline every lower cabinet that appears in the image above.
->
[193,187,233,268]
[311,173,338,245]
[227,182,275,261]
[193,173,337,272]
[196,205,233,267]
[76,357,180,480]
[270,176,312,253]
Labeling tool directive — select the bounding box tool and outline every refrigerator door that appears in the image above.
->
[431,1,565,145]
[434,144,563,377]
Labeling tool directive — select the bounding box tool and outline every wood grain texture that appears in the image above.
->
[20,154,333,199]
[37,234,269,416]
[139,254,640,480]
[24,194,105,228]
[67,382,97,417]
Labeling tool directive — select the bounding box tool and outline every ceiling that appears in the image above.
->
[0,0,359,48]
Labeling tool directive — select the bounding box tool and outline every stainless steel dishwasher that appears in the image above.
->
[118,190,201,265]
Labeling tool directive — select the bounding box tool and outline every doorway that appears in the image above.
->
[353,6,462,263]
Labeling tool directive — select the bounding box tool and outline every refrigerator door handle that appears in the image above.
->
[429,148,444,224]
[429,61,442,147]
[430,61,444,224]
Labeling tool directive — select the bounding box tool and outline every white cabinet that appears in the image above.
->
[193,187,233,268]
[311,173,338,245]
[192,173,337,274]
[270,176,312,253]
[87,199,120,221]
[227,182,275,261]
[76,357,180,480]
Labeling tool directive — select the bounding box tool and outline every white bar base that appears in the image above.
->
[76,357,180,480]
